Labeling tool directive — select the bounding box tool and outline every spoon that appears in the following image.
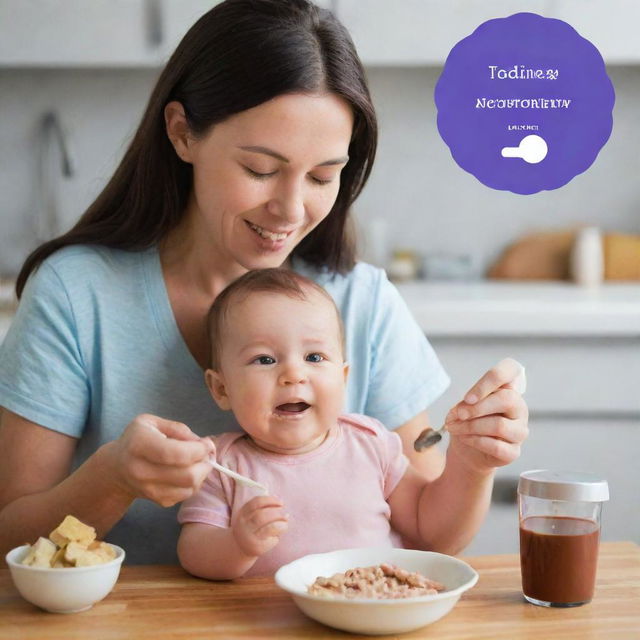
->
[414,361,527,451]
[206,457,269,496]
[413,427,447,451]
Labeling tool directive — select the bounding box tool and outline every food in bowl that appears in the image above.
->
[5,517,125,614]
[308,563,445,599]
[275,547,479,635]
[20,515,115,568]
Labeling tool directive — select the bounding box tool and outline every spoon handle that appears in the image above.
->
[138,420,269,494]
[207,458,269,495]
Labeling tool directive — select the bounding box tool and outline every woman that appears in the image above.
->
[0,0,528,563]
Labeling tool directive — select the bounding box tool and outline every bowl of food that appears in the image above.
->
[275,547,478,635]
[5,515,125,613]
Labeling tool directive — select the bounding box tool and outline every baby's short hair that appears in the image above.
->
[206,268,345,370]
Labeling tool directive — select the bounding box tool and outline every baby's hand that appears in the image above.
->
[232,496,289,558]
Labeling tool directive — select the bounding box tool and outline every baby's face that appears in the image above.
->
[207,289,348,455]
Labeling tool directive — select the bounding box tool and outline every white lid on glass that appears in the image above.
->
[518,469,609,502]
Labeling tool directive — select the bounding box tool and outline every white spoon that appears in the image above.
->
[139,419,269,495]
[207,458,269,496]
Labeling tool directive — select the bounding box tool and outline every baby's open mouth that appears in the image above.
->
[275,402,310,414]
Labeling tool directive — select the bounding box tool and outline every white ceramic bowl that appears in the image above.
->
[275,547,478,635]
[5,543,125,613]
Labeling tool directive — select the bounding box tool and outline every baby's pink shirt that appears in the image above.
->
[178,414,409,576]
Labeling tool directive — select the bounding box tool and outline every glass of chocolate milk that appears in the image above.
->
[518,470,609,607]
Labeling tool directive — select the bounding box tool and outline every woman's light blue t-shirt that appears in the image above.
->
[0,245,449,563]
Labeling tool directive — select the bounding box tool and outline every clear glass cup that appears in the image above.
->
[518,470,609,607]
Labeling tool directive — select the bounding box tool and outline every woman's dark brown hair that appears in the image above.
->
[16,0,377,298]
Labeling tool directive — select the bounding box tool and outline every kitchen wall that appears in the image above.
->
[1,64,638,275]
[0,68,159,274]
[359,66,640,270]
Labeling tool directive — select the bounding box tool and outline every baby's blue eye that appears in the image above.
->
[306,353,324,363]
[254,355,275,365]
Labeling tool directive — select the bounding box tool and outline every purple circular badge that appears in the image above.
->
[434,13,615,195]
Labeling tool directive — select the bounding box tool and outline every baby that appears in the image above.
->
[177,269,500,579]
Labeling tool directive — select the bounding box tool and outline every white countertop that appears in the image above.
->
[395,280,640,337]
[1,280,639,342]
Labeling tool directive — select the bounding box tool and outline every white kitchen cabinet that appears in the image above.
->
[547,0,640,65]
[0,0,336,68]
[1,0,639,68]
[335,0,552,66]
[429,336,640,416]
[0,0,226,68]
[0,0,163,67]
[336,0,640,65]
[160,0,222,62]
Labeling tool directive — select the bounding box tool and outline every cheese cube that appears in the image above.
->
[21,537,57,567]
[64,541,103,566]
[49,515,96,547]
[87,540,116,562]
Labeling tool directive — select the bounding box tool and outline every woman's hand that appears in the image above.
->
[445,358,529,475]
[232,495,289,558]
[107,414,215,507]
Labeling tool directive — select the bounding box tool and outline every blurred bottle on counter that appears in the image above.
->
[363,217,389,269]
[423,253,480,281]
[387,249,420,282]
[0,276,18,312]
[570,227,604,288]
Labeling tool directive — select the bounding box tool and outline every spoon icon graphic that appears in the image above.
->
[501,134,548,164]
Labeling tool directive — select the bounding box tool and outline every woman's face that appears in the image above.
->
[179,93,353,271]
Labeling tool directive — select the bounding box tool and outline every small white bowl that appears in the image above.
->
[5,544,125,613]
[275,547,478,635]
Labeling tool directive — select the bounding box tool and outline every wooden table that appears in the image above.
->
[1,541,638,639]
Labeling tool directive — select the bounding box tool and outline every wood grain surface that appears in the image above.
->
[1,541,638,639]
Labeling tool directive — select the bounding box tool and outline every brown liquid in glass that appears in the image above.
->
[520,516,600,605]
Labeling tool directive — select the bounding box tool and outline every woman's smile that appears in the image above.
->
[244,220,295,253]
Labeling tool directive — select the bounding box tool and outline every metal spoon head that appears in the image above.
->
[413,427,443,451]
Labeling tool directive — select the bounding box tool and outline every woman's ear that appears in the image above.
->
[343,361,350,383]
[205,369,232,411]
[164,101,194,163]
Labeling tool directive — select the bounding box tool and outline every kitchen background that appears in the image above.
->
[0,0,638,554]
